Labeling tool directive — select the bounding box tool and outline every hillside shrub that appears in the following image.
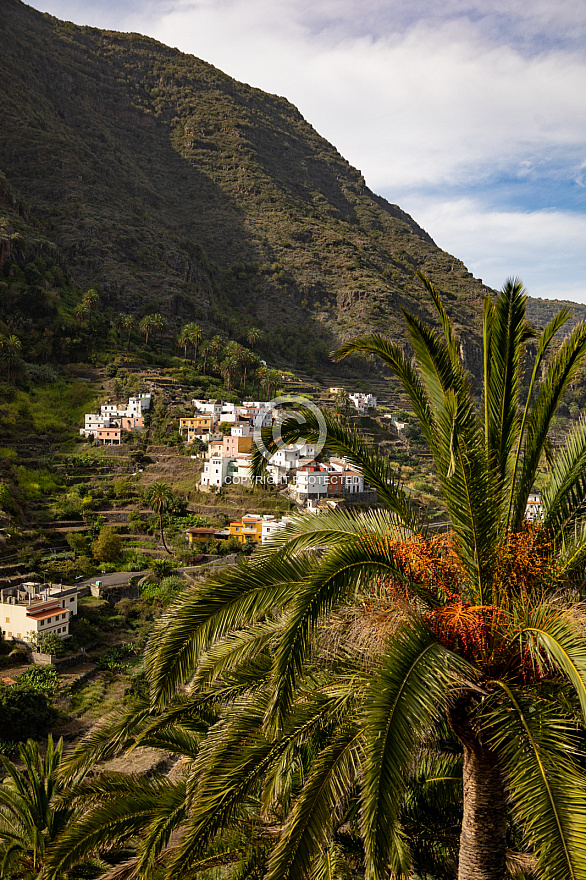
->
[36,633,67,657]
[17,664,60,695]
[0,682,57,742]
[92,526,122,563]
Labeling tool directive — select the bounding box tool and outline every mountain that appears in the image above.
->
[0,0,580,379]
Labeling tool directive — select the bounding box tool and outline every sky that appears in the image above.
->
[25,0,586,303]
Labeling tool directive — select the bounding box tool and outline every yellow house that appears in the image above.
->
[228,514,264,544]
[180,415,214,438]
[186,527,217,545]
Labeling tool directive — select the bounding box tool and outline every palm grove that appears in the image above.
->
[4,277,586,879]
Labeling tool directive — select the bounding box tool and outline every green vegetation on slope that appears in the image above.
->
[0,0,496,382]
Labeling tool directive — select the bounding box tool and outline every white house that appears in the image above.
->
[294,466,332,499]
[230,422,252,438]
[193,399,223,420]
[348,393,377,414]
[126,394,151,417]
[201,454,232,488]
[261,516,294,543]
[80,413,112,438]
[226,453,254,485]
[269,445,301,471]
[100,403,126,417]
[0,582,78,643]
[525,493,543,522]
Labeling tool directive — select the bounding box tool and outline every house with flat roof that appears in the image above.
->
[0,582,79,642]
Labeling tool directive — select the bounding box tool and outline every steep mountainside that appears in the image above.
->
[0,0,577,376]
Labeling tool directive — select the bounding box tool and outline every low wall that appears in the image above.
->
[31,650,91,668]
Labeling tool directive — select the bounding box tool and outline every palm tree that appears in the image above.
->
[83,288,100,327]
[247,326,262,349]
[140,314,156,348]
[42,277,586,880]
[0,735,90,878]
[145,277,586,879]
[208,334,224,365]
[143,482,176,554]
[121,313,135,350]
[220,353,238,392]
[176,325,190,361]
[73,301,89,328]
[0,333,22,385]
[199,339,210,375]
[239,347,259,393]
[150,313,167,353]
[182,322,202,366]
[113,313,125,340]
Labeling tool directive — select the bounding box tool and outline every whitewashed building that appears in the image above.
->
[525,493,544,522]
[349,393,377,414]
[262,516,294,543]
[1,582,78,643]
[201,454,232,488]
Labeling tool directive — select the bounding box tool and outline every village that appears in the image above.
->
[80,389,379,504]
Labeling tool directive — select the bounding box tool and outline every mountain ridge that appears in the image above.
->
[1,0,582,378]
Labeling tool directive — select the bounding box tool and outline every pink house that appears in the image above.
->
[96,426,121,445]
[120,416,144,432]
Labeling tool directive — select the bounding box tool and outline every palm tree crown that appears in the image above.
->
[0,736,85,878]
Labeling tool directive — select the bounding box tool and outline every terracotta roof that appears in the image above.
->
[26,604,66,621]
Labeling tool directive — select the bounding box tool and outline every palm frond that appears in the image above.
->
[145,555,311,707]
[483,279,531,488]
[506,305,572,528]
[265,723,362,880]
[542,418,586,538]
[360,620,477,880]
[417,271,460,367]
[264,531,430,731]
[556,522,586,579]
[192,619,282,690]
[251,410,418,527]
[510,318,586,531]
[167,691,339,878]
[331,334,434,443]
[484,682,586,880]
[515,605,586,720]
[59,698,153,780]
[45,775,182,880]
[134,778,188,878]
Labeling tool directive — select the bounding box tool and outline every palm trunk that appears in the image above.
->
[449,700,508,880]
[159,511,171,554]
[458,741,507,880]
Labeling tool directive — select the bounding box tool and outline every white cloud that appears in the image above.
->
[400,196,586,302]
[25,0,586,303]
[144,5,586,190]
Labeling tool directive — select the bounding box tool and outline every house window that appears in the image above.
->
[5,617,9,623]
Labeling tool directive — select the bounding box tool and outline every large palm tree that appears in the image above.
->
[47,277,586,880]
[121,313,135,351]
[83,288,100,327]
